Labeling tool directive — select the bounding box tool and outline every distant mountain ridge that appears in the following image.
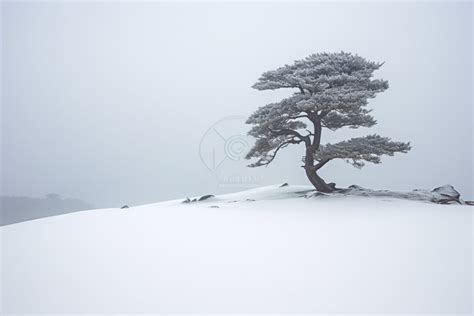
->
[0,194,94,226]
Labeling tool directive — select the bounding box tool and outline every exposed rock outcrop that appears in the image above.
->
[307,184,469,205]
[183,194,215,203]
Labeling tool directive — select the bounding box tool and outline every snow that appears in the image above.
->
[1,185,472,314]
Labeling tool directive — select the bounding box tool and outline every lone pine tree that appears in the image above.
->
[245,52,411,192]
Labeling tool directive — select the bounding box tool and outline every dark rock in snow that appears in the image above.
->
[431,185,460,199]
[120,205,129,209]
[279,183,289,187]
[183,195,214,203]
[198,194,214,201]
[209,205,220,208]
[431,185,461,204]
[307,183,466,205]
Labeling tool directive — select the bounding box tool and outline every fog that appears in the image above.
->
[1,2,472,207]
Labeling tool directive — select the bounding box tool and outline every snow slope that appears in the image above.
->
[1,185,472,314]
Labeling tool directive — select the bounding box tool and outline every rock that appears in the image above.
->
[337,184,363,194]
[183,195,214,203]
[465,201,474,206]
[431,185,461,204]
[279,183,288,187]
[209,205,220,208]
[246,199,256,202]
[431,185,460,199]
[120,205,129,209]
[198,194,214,201]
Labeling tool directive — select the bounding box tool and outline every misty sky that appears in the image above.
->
[1,2,473,207]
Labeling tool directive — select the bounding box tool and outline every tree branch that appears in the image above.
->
[319,109,331,118]
[314,158,331,170]
[288,114,309,120]
[267,126,306,140]
[258,138,303,167]
[314,135,412,169]
[321,122,337,131]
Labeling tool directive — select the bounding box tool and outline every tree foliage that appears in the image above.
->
[315,135,411,169]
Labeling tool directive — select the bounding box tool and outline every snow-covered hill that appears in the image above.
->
[1,185,472,314]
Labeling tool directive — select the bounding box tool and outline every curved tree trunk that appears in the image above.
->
[304,112,335,193]
[304,145,334,193]
[305,166,334,193]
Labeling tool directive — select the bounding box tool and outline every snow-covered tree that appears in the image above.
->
[245,52,411,192]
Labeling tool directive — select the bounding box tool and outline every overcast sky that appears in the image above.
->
[1,1,472,207]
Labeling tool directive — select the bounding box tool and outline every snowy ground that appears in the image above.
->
[1,185,472,314]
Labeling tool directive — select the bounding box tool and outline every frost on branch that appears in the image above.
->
[252,52,388,117]
[314,135,411,168]
[245,136,302,167]
[322,108,376,130]
[245,98,308,167]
